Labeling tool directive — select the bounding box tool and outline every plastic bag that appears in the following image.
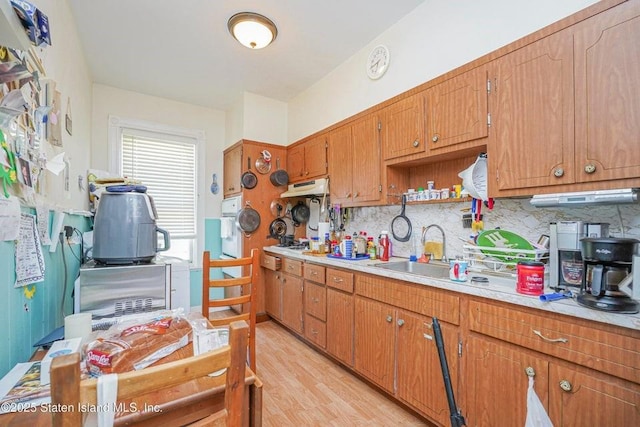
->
[525,376,554,427]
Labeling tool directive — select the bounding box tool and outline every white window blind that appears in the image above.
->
[121,127,197,260]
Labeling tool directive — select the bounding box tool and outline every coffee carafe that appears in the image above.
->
[578,237,640,314]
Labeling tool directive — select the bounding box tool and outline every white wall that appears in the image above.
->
[91,84,226,218]
[288,0,599,142]
[23,0,93,210]
[225,91,288,147]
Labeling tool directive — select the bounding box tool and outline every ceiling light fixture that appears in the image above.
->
[228,12,278,49]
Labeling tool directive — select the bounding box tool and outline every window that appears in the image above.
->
[108,116,204,263]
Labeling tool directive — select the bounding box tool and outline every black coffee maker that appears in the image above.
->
[578,237,640,314]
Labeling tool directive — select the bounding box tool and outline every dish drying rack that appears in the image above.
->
[462,244,549,273]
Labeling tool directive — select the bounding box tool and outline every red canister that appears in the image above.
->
[517,261,545,295]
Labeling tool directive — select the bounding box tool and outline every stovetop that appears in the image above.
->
[276,240,308,250]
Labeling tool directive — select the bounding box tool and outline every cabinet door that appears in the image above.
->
[574,1,640,183]
[381,93,425,160]
[304,281,326,321]
[287,144,305,182]
[354,297,395,393]
[351,114,381,204]
[223,146,242,196]
[326,288,354,366]
[328,125,353,205]
[263,269,281,320]
[548,364,640,426]
[465,335,549,427]
[303,134,328,179]
[489,29,575,191]
[427,66,488,151]
[396,311,458,426]
[281,273,303,333]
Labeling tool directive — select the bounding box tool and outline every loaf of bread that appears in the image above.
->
[85,315,192,375]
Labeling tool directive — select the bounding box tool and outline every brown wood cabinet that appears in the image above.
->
[354,296,396,393]
[426,66,488,153]
[287,133,328,182]
[489,1,640,196]
[281,258,303,333]
[326,268,354,366]
[303,263,327,348]
[223,145,242,197]
[263,268,282,320]
[380,93,425,160]
[465,299,640,426]
[328,114,381,206]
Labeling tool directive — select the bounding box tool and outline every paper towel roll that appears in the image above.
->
[65,313,92,339]
[318,222,330,240]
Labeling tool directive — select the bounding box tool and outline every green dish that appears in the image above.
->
[476,229,534,263]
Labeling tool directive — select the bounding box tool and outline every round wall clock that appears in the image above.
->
[366,44,390,80]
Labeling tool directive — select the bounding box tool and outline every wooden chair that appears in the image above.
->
[202,249,258,373]
[50,320,249,427]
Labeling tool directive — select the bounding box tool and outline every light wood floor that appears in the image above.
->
[255,320,429,426]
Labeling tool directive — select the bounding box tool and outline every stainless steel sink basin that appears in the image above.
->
[375,261,450,279]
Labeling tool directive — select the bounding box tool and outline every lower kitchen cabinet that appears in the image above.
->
[396,309,458,427]
[354,297,395,393]
[326,288,354,366]
[281,258,304,333]
[263,269,282,320]
[465,335,549,427]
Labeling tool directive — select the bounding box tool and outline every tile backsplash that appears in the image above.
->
[340,199,640,259]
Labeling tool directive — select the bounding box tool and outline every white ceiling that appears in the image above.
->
[67,0,426,111]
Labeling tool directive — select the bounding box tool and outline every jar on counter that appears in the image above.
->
[517,261,545,295]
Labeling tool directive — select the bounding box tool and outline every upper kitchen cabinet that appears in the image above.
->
[573,0,640,184]
[287,133,328,182]
[488,28,575,193]
[328,114,382,206]
[380,93,425,161]
[223,144,243,197]
[489,0,640,196]
[425,66,488,153]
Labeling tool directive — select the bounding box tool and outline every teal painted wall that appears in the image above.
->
[0,211,91,378]
[190,218,223,308]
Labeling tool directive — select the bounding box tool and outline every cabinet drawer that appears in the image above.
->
[469,300,640,384]
[304,263,325,283]
[326,268,354,293]
[305,313,326,348]
[355,274,459,325]
[305,281,326,321]
[282,258,303,276]
[261,253,281,271]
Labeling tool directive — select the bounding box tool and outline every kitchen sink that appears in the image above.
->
[375,260,450,279]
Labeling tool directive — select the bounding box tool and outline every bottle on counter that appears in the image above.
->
[379,231,390,261]
[367,236,377,260]
[324,233,331,254]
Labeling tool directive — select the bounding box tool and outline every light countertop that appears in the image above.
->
[264,246,640,332]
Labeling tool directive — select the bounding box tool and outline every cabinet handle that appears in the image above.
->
[386,315,393,323]
[413,140,420,147]
[532,329,568,343]
[311,271,318,275]
[422,321,433,340]
[525,367,536,378]
[553,168,564,178]
[312,297,319,303]
[354,192,359,198]
[559,380,572,392]
[584,164,596,174]
[305,171,309,175]
[311,329,318,335]
[332,277,344,283]
[397,319,405,327]
[431,135,439,143]
[346,192,352,198]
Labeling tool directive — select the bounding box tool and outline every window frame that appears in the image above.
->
[107,115,205,267]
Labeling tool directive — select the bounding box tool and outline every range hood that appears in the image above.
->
[530,188,638,207]
[280,178,329,198]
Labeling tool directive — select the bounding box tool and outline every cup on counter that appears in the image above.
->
[449,259,468,282]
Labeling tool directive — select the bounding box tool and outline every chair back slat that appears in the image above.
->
[202,249,258,373]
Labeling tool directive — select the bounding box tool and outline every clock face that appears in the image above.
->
[367,45,390,80]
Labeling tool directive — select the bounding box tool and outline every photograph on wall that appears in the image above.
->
[44,81,62,147]
[17,157,32,187]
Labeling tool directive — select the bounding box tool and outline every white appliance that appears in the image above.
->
[220,195,243,278]
[530,188,638,207]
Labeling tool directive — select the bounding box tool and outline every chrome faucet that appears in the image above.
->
[421,224,447,262]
